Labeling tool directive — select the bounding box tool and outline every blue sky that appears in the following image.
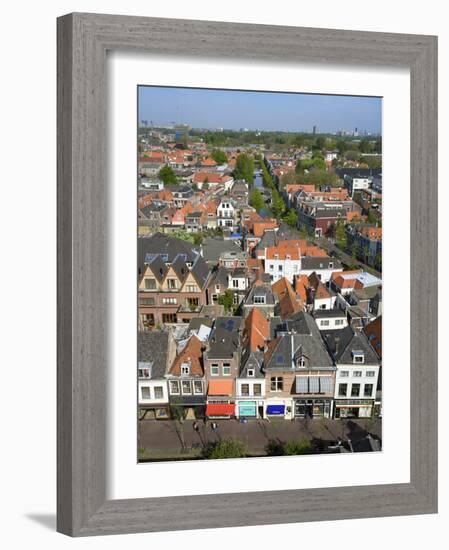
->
[138,86,382,134]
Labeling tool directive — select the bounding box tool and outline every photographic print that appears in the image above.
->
[137,86,382,462]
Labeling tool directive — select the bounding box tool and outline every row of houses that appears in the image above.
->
[138,309,381,421]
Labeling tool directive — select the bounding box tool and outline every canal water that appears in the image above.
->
[253,169,271,218]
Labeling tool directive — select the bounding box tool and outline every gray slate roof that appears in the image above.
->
[266,312,333,371]
[301,257,342,270]
[321,326,379,365]
[240,349,265,378]
[190,254,212,289]
[208,316,242,359]
[245,284,275,306]
[137,331,169,379]
[201,237,242,264]
[138,232,200,274]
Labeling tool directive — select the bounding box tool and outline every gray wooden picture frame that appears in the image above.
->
[57,12,438,537]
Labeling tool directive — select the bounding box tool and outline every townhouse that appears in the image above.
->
[166,334,207,420]
[138,331,177,420]
[138,250,211,327]
[322,326,380,419]
[203,317,243,418]
[263,311,335,419]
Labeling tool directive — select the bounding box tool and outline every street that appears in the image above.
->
[138,417,382,461]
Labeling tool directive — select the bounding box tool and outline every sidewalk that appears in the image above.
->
[138,417,382,461]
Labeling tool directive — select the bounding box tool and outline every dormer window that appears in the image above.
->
[296,356,306,368]
[181,363,190,375]
[352,351,365,364]
[247,368,255,377]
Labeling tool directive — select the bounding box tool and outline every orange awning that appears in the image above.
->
[208,380,233,396]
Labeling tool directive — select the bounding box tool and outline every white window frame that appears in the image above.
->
[181,363,190,375]
[210,364,219,376]
[141,386,151,400]
[193,380,203,394]
[181,380,192,395]
[169,380,180,395]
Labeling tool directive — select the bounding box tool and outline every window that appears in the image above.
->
[223,363,231,376]
[247,368,255,377]
[278,265,283,271]
[232,279,239,288]
[186,297,199,309]
[351,384,361,397]
[340,371,349,377]
[141,387,151,399]
[366,371,376,377]
[194,380,203,394]
[353,371,362,377]
[154,386,163,399]
[352,351,365,363]
[241,384,250,396]
[186,284,198,293]
[169,380,180,394]
[329,262,334,268]
[320,320,330,327]
[162,313,177,323]
[253,384,262,396]
[296,356,306,367]
[181,363,190,375]
[140,297,155,305]
[138,368,150,378]
[162,297,177,305]
[269,264,274,271]
[211,294,218,303]
[144,278,156,290]
[210,364,219,376]
[335,319,344,325]
[181,380,192,394]
[271,377,283,391]
[167,278,178,289]
[364,384,374,397]
[253,295,266,304]
[338,383,348,397]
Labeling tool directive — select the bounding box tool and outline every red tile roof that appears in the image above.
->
[169,335,204,376]
[244,308,270,352]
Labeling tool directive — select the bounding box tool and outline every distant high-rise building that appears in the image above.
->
[312,125,317,135]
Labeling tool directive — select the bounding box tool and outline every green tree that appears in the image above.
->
[203,438,247,459]
[301,169,340,186]
[337,141,348,155]
[234,153,254,184]
[158,164,178,185]
[283,208,298,227]
[284,437,312,455]
[359,139,371,154]
[335,219,347,249]
[172,230,195,244]
[271,189,286,218]
[315,136,326,150]
[218,289,235,313]
[211,149,228,164]
[299,223,308,239]
[250,187,265,212]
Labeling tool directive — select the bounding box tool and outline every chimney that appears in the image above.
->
[334,336,340,355]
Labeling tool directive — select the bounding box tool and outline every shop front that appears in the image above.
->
[169,395,206,420]
[334,399,374,419]
[235,399,265,419]
[264,399,293,420]
[205,402,235,418]
[294,398,332,419]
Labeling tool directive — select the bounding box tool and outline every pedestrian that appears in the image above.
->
[211,421,217,431]
[193,421,199,432]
